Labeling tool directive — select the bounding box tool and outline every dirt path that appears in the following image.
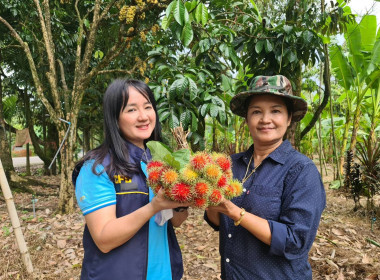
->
[0,172,379,279]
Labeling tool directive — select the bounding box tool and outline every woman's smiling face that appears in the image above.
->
[246,95,291,147]
[118,86,156,148]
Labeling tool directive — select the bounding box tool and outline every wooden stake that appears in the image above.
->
[0,159,33,274]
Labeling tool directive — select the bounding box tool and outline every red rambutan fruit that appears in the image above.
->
[213,153,231,172]
[203,164,222,182]
[194,181,210,198]
[223,184,236,200]
[217,175,228,188]
[170,182,193,202]
[147,160,165,170]
[147,168,162,185]
[224,170,233,180]
[161,169,179,186]
[230,180,243,197]
[190,152,212,170]
[208,189,223,206]
[193,197,207,208]
[151,184,162,196]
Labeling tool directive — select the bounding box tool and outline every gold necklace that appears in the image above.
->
[242,155,261,184]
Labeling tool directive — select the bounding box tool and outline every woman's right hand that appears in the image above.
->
[150,188,191,213]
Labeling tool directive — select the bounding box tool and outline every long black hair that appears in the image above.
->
[74,79,162,180]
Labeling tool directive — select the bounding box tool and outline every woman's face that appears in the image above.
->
[118,87,156,148]
[246,95,291,147]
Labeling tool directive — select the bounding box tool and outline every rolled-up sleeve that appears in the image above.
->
[268,162,326,259]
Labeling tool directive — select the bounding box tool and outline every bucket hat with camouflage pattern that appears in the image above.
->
[230,75,307,122]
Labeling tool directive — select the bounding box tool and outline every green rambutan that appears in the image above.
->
[208,189,223,206]
[194,181,211,198]
[213,153,231,172]
[190,152,212,170]
[161,168,179,186]
[170,182,193,202]
[193,197,207,208]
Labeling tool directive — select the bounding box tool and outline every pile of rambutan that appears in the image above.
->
[146,151,243,208]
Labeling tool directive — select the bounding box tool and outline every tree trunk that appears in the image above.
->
[286,63,302,148]
[83,126,91,153]
[348,103,361,153]
[57,120,76,214]
[0,67,15,177]
[338,110,351,176]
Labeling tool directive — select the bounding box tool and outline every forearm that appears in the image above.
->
[89,202,158,253]
[205,208,221,226]
[171,210,188,227]
[213,200,272,245]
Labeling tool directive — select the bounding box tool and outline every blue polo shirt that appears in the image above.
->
[73,141,183,280]
[205,140,326,279]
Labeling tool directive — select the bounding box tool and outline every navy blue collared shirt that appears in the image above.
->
[205,140,326,280]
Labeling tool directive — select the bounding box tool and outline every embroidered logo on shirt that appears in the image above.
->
[80,195,86,202]
[114,175,132,184]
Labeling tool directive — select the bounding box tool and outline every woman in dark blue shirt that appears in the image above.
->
[205,75,326,279]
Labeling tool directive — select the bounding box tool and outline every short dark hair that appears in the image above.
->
[75,79,162,180]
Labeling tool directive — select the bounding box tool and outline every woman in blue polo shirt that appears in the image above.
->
[73,79,190,280]
[205,75,326,279]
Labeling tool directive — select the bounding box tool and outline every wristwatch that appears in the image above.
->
[174,207,189,212]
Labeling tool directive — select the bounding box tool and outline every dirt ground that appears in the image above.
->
[0,166,379,280]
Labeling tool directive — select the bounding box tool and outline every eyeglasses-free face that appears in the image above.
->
[118,87,156,149]
[246,95,291,147]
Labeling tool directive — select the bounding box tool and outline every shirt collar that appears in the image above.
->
[124,140,152,164]
[238,140,293,165]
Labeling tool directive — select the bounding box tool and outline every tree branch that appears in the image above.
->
[0,16,59,123]
[300,45,330,139]
[33,0,60,114]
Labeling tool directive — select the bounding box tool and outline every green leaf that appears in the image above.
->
[159,110,170,122]
[195,3,208,26]
[302,31,313,43]
[187,77,198,100]
[255,40,264,53]
[209,104,219,117]
[200,103,209,117]
[174,0,187,26]
[329,44,354,90]
[146,141,173,163]
[249,0,262,21]
[368,37,380,74]
[191,112,198,131]
[166,1,176,18]
[359,15,377,52]
[264,39,273,52]
[84,19,90,29]
[169,110,180,128]
[329,180,342,189]
[283,25,293,34]
[181,21,193,47]
[161,15,170,30]
[221,74,232,91]
[171,149,191,171]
